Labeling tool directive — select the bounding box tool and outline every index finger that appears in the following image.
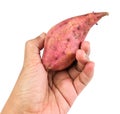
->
[67,41,90,80]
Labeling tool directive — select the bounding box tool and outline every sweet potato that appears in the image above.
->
[42,12,108,71]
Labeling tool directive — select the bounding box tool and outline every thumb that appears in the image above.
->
[23,33,46,67]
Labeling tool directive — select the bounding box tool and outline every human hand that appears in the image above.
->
[1,33,94,114]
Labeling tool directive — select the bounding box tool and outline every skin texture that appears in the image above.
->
[42,12,108,71]
[1,33,94,114]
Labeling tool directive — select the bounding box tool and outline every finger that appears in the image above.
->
[68,49,89,80]
[76,41,90,71]
[67,64,80,80]
[25,32,46,54]
[75,49,89,71]
[74,61,95,94]
[68,41,90,79]
[81,41,90,56]
[24,32,46,66]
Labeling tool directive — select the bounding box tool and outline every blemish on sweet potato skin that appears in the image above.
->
[42,12,108,71]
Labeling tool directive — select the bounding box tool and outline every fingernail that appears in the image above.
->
[81,50,87,58]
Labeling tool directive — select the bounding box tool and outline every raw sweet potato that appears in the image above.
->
[42,12,108,71]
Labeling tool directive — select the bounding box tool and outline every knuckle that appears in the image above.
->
[25,39,34,48]
[79,72,89,86]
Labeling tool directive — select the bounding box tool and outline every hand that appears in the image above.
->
[1,33,94,114]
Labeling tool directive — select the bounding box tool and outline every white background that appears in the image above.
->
[0,0,120,114]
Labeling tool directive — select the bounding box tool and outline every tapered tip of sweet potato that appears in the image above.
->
[95,12,109,19]
[104,12,109,16]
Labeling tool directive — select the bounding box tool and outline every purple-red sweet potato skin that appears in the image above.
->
[42,12,108,71]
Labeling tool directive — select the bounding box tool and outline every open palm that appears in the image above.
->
[2,33,94,114]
